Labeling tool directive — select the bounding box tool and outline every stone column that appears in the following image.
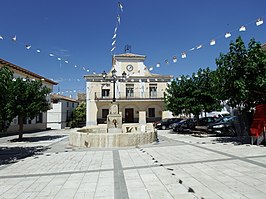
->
[139,111,146,132]
[86,81,97,126]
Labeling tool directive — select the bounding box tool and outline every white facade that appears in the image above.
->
[85,53,173,126]
[0,58,57,133]
[47,95,79,129]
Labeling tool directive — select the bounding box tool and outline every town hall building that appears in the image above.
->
[85,53,173,126]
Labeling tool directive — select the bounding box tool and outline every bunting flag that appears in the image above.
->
[12,35,16,41]
[210,40,216,46]
[112,40,116,46]
[239,26,246,32]
[117,15,121,24]
[112,33,117,40]
[118,2,123,12]
[256,18,263,26]
[225,32,231,38]
[173,56,177,63]
[111,46,116,52]
[151,16,264,70]
[196,45,203,49]
[110,1,124,54]
[0,11,264,76]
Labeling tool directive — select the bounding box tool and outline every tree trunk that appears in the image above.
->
[18,115,24,141]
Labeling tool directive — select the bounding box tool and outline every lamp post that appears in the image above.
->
[102,69,127,103]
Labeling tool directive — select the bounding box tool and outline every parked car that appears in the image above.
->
[207,116,237,136]
[194,116,219,131]
[155,118,183,130]
[172,118,196,133]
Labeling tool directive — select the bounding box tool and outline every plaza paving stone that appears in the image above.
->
[0,129,266,198]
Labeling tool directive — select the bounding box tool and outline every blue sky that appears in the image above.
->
[0,0,265,97]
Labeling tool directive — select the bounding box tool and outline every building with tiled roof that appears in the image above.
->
[0,58,57,133]
[84,53,173,125]
[47,94,79,129]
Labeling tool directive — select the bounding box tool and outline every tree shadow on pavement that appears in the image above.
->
[213,136,251,145]
[9,135,66,143]
[0,146,46,165]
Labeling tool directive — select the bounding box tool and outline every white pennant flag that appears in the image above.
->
[225,32,231,38]
[181,52,186,59]
[156,63,160,67]
[57,57,61,61]
[74,65,77,68]
[12,35,16,41]
[118,2,123,12]
[210,40,216,46]
[256,18,263,26]
[0,35,3,40]
[117,15,121,24]
[197,45,203,49]
[49,53,54,57]
[25,45,31,49]
[112,33,117,39]
[173,56,177,63]
[112,40,116,46]
[239,26,246,32]
[65,60,69,64]
[189,47,195,51]
[36,49,41,53]
[114,27,117,34]
[149,67,153,71]
[111,46,116,52]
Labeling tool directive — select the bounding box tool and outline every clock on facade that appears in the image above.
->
[126,64,133,71]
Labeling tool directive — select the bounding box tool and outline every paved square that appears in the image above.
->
[0,129,266,198]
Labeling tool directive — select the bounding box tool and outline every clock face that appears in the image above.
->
[126,64,133,71]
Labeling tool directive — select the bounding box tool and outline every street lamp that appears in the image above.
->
[102,69,127,102]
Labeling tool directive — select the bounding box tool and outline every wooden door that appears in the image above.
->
[125,108,134,123]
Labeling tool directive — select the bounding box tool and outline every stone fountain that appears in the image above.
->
[69,102,157,148]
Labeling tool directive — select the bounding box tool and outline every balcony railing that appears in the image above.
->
[94,92,165,101]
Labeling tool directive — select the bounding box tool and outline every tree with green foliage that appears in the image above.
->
[164,67,221,120]
[1,67,51,138]
[70,102,86,128]
[0,67,15,132]
[216,36,266,111]
[10,77,51,140]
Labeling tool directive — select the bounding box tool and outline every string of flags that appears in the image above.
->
[111,1,124,53]
[148,17,264,72]
[0,34,90,74]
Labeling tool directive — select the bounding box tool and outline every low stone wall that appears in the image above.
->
[69,130,157,148]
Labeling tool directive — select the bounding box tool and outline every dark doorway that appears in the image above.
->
[125,108,134,123]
